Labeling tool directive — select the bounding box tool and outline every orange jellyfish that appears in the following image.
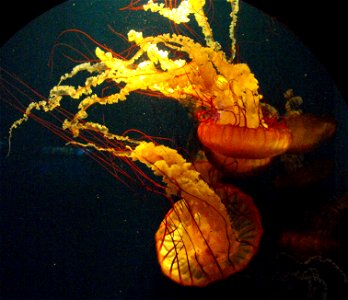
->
[195,68,292,177]
[285,114,336,153]
[283,89,337,154]
[195,63,293,160]
[156,182,262,286]
[136,0,294,172]
[7,0,292,179]
[272,90,337,187]
[279,193,348,258]
[203,146,273,177]
[64,133,263,287]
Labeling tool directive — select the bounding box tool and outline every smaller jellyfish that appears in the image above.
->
[274,90,337,187]
[279,231,339,258]
[204,148,272,177]
[279,194,348,258]
[285,114,336,153]
[283,89,337,153]
[193,148,271,179]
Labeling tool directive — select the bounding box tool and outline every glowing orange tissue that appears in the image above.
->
[156,182,263,286]
[66,137,263,286]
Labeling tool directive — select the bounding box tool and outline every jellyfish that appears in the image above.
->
[205,150,272,177]
[279,193,348,258]
[285,114,336,153]
[65,132,262,287]
[140,0,293,162]
[283,89,337,154]
[272,90,337,187]
[156,182,262,286]
[8,0,294,182]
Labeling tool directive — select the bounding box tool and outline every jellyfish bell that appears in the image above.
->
[196,62,293,160]
[198,121,293,159]
[155,196,235,287]
[155,182,263,287]
[192,156,223,185]
[192,146,272,180]
[214,183,263,268]
[282,90,337,153]
[285,113,337,153]
[196,95,292,177]
[205,148,272,177]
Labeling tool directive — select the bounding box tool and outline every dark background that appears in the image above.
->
[1,0,347,102]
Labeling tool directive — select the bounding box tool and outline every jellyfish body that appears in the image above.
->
[8,0,293,169]
[205,149,272,177]
[198,122,292,159]
[285,113,336,153]
[155,197,234,287]
[155,182,262,286]
[67,137,262,286]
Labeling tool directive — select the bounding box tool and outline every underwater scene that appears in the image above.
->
[1,1,347,299]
